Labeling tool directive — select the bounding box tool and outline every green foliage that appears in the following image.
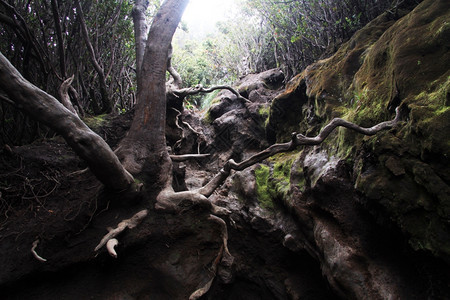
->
[241,0,392,78]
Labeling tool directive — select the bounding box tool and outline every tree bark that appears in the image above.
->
[131,0,148,81]
[0,52,133,190]
[116,0,189,188]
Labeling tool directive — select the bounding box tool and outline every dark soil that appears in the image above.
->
[0,112,337,299]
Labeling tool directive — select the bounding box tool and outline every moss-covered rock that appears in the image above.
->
[266,0,450,261]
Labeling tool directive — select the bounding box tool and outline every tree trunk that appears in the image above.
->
[116,0,189,189]
[131,0,148,81]
[0,52,133,190]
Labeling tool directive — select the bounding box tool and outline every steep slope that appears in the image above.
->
[254,0,450,297]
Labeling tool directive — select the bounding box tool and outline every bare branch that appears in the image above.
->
[172,85,252,103]
[167,44,182,89]
[158,107,401,210]
[197,107,401,197]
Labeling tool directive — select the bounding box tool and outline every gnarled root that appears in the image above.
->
[94,209,148,257]
[189,215,234,299]
[156,187,230,215]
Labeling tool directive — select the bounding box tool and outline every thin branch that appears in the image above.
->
[197,107,401,197]
[167,44,182,88]
[172,85,252,103]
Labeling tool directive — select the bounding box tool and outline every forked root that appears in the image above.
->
[94,209,148,257]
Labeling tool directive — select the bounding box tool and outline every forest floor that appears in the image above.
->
[0,112,338,299]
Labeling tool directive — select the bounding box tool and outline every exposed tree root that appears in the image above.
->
[189,214,233,300]
[171,84,251,104]
[156,187,230,215]
[197,106,402,197]
[31,239,47,262]
[94,209,148,256]
[106,238,119,258]
[171,107,205,155]
[170,154,210,162]
[189,245,223,300]
[157,107,401,225]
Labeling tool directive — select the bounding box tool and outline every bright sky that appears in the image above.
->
[181,0,238,37]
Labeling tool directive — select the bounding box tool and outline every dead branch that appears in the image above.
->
[0,52,134,190]
[156,186,230,215]
[94,209,148,254]
[58,75,78,116]
[197,107,401,197]
[172,85,251,103]
[31,239,47,262]
[157,107,400,216]
[167,44,182,89]
[171,107,205,155]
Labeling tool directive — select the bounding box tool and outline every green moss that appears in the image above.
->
[83,114,108,131]
[254,164,274,210]
[258,105,270,118]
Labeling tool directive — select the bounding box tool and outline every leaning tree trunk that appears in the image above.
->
[115,0,189,189]
[0,52,134,190]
